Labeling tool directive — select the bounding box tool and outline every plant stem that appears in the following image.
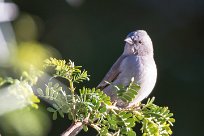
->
[69,80,76,120]
[61,122,83,136]
[61,113,90,136]
[89,124,101,132]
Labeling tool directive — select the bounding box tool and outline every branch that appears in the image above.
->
[61,114,90,136]
[61,122,83,136]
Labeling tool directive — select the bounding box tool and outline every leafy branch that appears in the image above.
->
[36,57,175,136]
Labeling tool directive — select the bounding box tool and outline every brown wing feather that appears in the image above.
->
[97,55,127,90]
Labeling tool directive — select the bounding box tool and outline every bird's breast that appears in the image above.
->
[118,55,155,84]
[119,55,157,102]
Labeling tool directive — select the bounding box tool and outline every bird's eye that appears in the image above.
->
[138,40,142,44]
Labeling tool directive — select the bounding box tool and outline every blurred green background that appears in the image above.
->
[1,0,204,135]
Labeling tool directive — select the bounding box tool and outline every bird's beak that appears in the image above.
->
[124,37,134,45]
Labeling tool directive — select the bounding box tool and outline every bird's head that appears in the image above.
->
[123,30,153,56]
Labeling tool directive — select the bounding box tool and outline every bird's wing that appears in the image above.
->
[97,55,127,90]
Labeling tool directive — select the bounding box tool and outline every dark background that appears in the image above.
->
[10,0,204,135]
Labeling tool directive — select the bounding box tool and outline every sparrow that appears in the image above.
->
[97,30,157,108]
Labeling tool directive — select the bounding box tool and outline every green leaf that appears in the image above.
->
[48,82,52,87]
[54,83,59,88]
[100,127,108,136]
[68,113,73,120]
[53,112,57,120]
[37,88,44,96]
[127,130,136,136]
[115,79,140,103]
[58,110,64,118]
[122,94,133,101]
[99,106,107,113]
[169,118,175,124]
[126,118,135,127]
[53,92,58,99]
[123,113,132,119]
[47,107,56,112]
[57,87,62,92]
[83,125,88,132]
[53,104,59,109]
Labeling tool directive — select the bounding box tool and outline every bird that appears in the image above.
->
[97,30,157,108]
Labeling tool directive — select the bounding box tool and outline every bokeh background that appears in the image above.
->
[0,0,204,135]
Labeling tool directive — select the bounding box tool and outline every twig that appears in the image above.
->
[61,114,90,136]
[61,122,83,136]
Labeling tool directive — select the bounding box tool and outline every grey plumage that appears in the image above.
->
[97,30,157,108]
